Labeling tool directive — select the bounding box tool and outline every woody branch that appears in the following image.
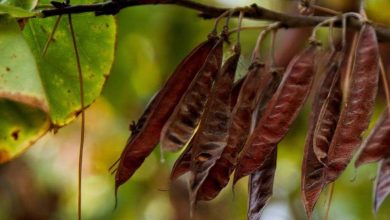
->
[40,0,390,42]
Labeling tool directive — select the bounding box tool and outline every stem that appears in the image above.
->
[38,0,390,42]
[68,14,85,220]
[42,15,62,56]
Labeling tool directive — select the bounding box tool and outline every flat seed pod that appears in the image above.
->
[355,110,390,168]
[170,139,193,181]
[312,56,342,163]
[301,51,342,217]
[231,76,246,109]
[247,148,277,220]
[114,37,220,189]
[189,51,239,204]
[197,64,281,201]
[326,24,379,183]
[374,157,390,212]
[160,39,224,152]
[234,42,318,183]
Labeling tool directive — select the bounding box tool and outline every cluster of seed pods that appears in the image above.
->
[112,10,387,220]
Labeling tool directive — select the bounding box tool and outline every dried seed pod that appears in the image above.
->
[355,110,390,168]
[231,76,246,109]
[114,37,220,189]
[326,24,379,183]
[197,64,282,201]
[170,139,193,181]
[248,148,277,220]
[301,51,342,217]
[190,51,240,203]
[374,157,390,212]
[234,42,318,183]
[312,57,342,163]
[160,40,224,152]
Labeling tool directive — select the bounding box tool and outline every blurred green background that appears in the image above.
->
[2,0,390,219]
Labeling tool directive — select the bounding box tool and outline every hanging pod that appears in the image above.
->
[325,24,379,183]
[197,64,282,201]
[170,74,247,182]
[114,36,220,189]
[355,109,390,168]
[160,39,224,152]
[189,47,239,206]
[234,42,318,183]
[301,50,342,218]
[374,157,390,212]
[247,148,277,220]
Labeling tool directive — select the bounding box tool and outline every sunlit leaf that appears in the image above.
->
[23,0,116,126]
[0,15,50,162]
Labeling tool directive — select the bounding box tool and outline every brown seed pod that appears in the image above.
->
[160,39,224,152]
[170,74,247,183]
[374,157,390,212]
[312,57,342,163]
[189,50,240,204]
[355,110,390,168]
[230,76,246,109]
[170,139,194,181]
[197,64,282,201]
[248,148,277,220]
[234,42,318,183]
[114,36,220,189]
[326,24,379,183]
[301,50,342,217]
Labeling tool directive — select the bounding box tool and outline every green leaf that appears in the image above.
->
[0,99,50,163]
[0,15,50,162]
[0,3,36,17]
[0,0,38,11]
[23,11,117,126]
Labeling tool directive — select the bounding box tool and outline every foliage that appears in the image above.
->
[2,0,390,220]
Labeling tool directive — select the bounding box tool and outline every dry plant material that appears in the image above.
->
[326,24,379,183]
[114,37,220,189]
[234,42,318,183]
[190,49,240,205]
[312,55,342,163]
[197,64,281,201]
[170,139,194,180]
[301,50,342,217]
[374,157,390,212]
[160,39,224,152]
[355,110,390,168]
[247,148,277,220]
[231,76,246,108]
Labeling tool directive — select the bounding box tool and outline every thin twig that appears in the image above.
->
[37,0,390,42]
[42,15,62,56]
[68,13,85,220]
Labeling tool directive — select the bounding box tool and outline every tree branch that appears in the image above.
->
[40,0,390,42]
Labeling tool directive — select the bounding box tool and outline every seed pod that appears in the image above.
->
[160,40,224,152]
[326,24,379,183]
[355,110,390,168]
[374,157,390,212]
[197,64,281,201]
[301,51,342,217]
[231,76,246,109]
[234,42,318,183]
[312,57,342,163]
[190,51,239,204]
[170,139,193,181]
[248,148,277,220]
[114,37,220,189]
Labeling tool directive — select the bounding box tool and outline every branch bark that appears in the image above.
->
[40,0,390,42]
